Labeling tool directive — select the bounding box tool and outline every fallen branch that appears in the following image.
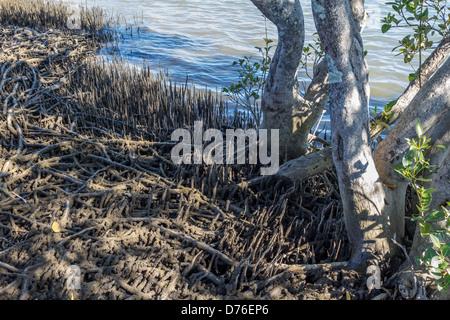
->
[244,148,333,187]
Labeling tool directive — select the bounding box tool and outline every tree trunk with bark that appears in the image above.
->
[250,0,329,159]
[375,58,450,298]
[250,0,450,297]
[311,0,450,276]
[370,36,450,139]
[311,0,400,267]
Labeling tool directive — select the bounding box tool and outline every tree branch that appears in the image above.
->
[375,58,450,186]
[250,0,330,159]
[244,147,333,187]
[370,36,450,138]
[250,0,305,102]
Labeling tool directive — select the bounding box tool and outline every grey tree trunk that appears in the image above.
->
[312,0,405,267]
[248,0,450,298]
[375,58,450,190]
[312,0,450,272]
[250,0,329,160]
[375,58,450,299]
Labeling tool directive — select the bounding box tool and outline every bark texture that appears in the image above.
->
[370,36,450,138]
[374,59,450,296]
[375,59,450,299]
[375,58,450,189]
[250,0,329,159]
[252,0,450,291]
[245,147,334,187]
[312,0,404,267]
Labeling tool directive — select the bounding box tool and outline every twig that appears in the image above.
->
[151,223,238,267]
[0,261,21,273]
[113,275,155,299]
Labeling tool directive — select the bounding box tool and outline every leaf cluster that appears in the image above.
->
[371,99,397,131]
[394,120,450,291]
[222,37,273,126]
[382,0,449,79]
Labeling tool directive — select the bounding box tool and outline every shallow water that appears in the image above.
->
[68,0,422,108]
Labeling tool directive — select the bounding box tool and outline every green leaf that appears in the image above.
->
[420,192,432,208]
[415,120,423,138]
[431,256,443,268]
[406,3,415,14]
[415,255,422,266]
[409,147,418,160]
[441,275,450,290]
[382,24,392,33]
[430,267,444,279]
[420,8,429,22]
[434,228,448,235]
[420,222,431,237]
[441,243,450,258]
[425,210,446,222]
[416,176,433,182]
[430,234,441,248]
[424,247,439,260]
[437,282,447,292]
[439,261,448,270]
[385,99,397,111]
[409,73,417,81]
[402,153,413,167]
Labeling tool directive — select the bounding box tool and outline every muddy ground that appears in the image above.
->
[0,23,423,301]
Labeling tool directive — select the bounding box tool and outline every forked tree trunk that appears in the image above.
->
[250,0,329,159]
[250,1,450,291]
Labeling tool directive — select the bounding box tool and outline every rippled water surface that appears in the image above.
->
[69,0,422,106]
